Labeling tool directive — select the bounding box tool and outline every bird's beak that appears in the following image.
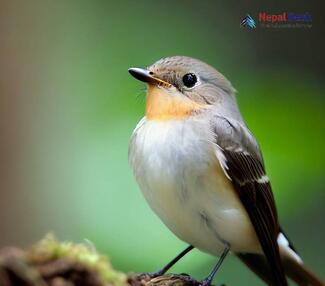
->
[128,67,172,87]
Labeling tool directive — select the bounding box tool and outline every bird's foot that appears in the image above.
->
[128,272,225,286]
[177,275,225,286]
[200,276,215,286]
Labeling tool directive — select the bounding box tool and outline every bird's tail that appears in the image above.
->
[238,230,324,286]
[238,253,323,286]
[282,256,323,286]
[278,230,323,286]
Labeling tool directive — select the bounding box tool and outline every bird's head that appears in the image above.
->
[129,56,236,120]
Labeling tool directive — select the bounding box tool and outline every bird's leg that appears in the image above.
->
[151,245,194,277]
[200,246,230,286]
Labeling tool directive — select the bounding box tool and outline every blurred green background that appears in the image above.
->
[0,1,324,285]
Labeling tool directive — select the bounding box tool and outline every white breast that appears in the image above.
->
[129,117,260,255]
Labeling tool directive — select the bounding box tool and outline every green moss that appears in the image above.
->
[27,234,127,286]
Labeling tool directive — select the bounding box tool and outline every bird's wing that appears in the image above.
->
[211,115,288,286]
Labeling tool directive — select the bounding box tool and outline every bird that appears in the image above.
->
[128,56,323,286]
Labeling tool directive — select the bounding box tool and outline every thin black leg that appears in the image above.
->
[152,245,194,276]
[201,246,230,286]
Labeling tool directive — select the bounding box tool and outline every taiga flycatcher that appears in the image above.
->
[128,56,323,286]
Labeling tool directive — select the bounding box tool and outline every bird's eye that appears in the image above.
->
[182,73,197,88]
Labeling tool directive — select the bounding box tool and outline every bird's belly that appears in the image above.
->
[129,119,260,255]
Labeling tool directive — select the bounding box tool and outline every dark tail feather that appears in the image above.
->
[282,256,324,286]
[237,253,324,286]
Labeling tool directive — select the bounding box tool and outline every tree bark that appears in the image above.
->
[0,235,208,286]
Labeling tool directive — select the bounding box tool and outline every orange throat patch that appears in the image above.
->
[145,85,202,120]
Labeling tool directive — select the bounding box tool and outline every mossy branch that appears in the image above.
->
[0,235,208,286]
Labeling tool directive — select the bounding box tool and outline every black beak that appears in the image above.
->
[128,68,152,83]
[128,67,171,87]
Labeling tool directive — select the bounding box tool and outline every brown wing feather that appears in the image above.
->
[212,115,287,285]
[220,149,287,286]
[212,115,323,285]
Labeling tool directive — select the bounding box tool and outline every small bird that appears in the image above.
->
[128,56,323,286]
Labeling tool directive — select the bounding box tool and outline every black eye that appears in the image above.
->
[182,73,197,88]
